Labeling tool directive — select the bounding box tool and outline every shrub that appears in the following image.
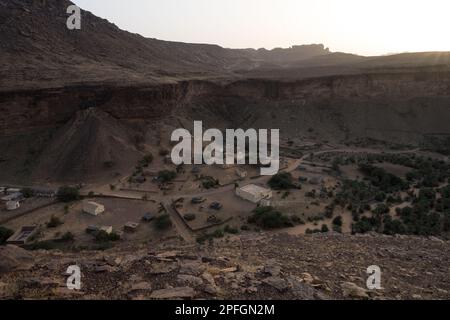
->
[21,188,35,198]
[201,176,219,189]
[0,226,14,245]
[224,225,239,234]
[154,214,172,230]
[332,224,342,233]
[57,186,80,202]
[59,232,75,242]
[158,170,177,183]
[332,216,343,227]
[291,215,305,225]
[268,172,295,190]
[321,224,329,233]
[24,240,58,251]
[183,213,196,221]
[248,206,293,229]
[47,215,63,228]
[95,230,120,242]
[383,215,407,235]
[138,153,154,168]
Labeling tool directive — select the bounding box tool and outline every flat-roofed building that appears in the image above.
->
[6,201,20,211]
[82,201,105,216]
[1,192,23,202]
[236,184,272,204]
[7,226,38,245]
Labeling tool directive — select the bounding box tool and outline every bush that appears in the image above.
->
[358,163,409,193]
[158,170,177,183]
[321,224,329,232]
[201,176,219,189]
[137,153,153,168]
[332,216,343,227]
[59,232,75,242]
[0,226,14,245]
[57,186,80,202]
[24,240,58,251]
[183,213,196,221]
[47,215,63,228]
[154,214,172,230]
[224,225,239,234]
[291,215,305,225]
[21,188,35,198]
[383,215,407,235]
[332,224,342,233]
[248,206,293,229]
[268,172,295,190]
[95,230,120,242]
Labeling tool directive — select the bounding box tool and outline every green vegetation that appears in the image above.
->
[183,213,196,221]
[248,206,293,229]
[332,216,343,227]
[291,215,306,225]
[200,175,219,189]
[0,226,14,245]
[268,172,295,190]
[46,215,63,228]
[60,232,75,242]
[57,186,80,202]
[335,180,378,209]
[154,214,172,230]
[359,163,409,193]
[158,170,177,183]
[138,153,154,167]
[352,216,381,234]
[224,225,239,234]
[196,225,239,243]
[24,240,59,250]
[21,188,35,198]
[95,230,121,242]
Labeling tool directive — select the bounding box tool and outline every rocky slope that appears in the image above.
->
[1,232,450,300]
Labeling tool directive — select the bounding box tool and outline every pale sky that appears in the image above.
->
[73,0,450,56]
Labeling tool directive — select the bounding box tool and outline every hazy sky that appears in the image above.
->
[73,0,450,56]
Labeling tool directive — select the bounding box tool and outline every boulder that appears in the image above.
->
[150,287,196,299]
[177,274,203,287]
[341,282,369,299]
[262,276,289,292]
[0,245,34,273]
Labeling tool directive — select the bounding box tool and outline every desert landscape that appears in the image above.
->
[1,0,450,301]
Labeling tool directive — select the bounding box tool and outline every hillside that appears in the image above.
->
[0,0,449,184]
[1,232,450,300]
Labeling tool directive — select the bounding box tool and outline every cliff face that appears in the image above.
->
[1,71,449,137]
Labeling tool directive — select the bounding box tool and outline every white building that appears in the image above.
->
[6,201,20,211]
[236,184,273,204]
[1,192,23,202]
[83,201,105,216]
[100,226,113,234]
